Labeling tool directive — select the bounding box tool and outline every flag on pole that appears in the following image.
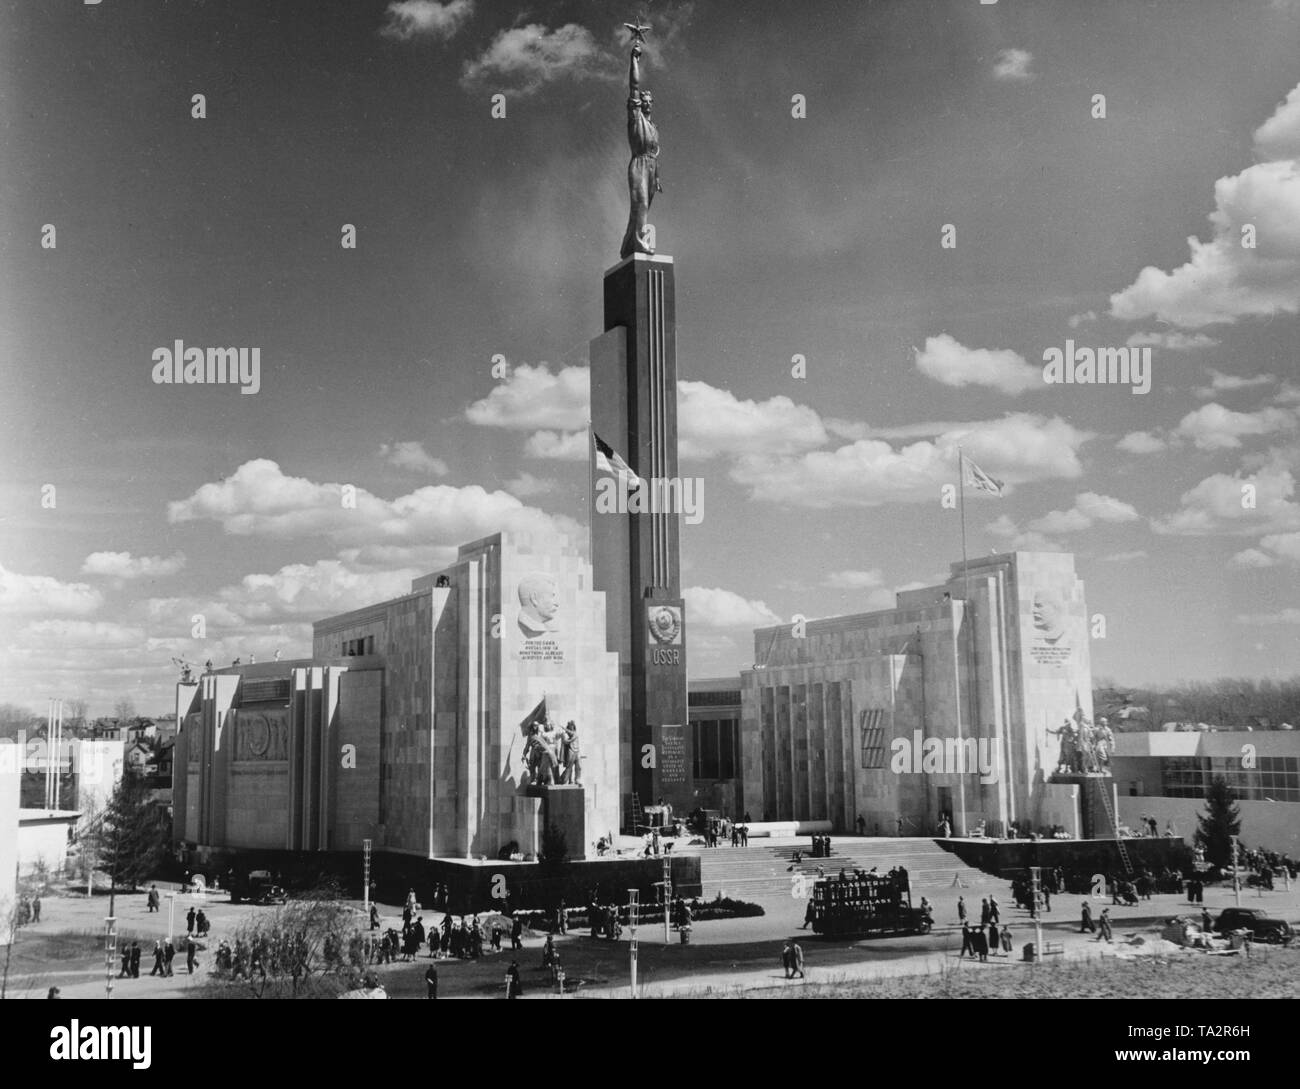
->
[594,432,641,491]
[962,455,1005,497]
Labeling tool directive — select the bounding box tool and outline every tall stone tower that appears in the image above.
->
[590,253,689,829]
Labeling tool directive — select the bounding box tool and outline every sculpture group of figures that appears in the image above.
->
[1047,714,1115,775]
[524,716,581,787]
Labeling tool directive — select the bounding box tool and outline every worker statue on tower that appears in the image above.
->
[619,19,663,259]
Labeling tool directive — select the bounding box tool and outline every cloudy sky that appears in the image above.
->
[2,0,1299,715]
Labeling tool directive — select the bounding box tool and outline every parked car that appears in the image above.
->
[229,869,289,905]
[1212,908,1293,944]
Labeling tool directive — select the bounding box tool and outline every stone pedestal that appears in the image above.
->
[590,254,690,827]
[542,784,587,859]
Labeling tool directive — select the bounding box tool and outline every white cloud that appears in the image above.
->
[678,381,829,459]
[464,363,590,432]
[728,414,1091,509]
[1229,548,1276,568]
[1098,550,1149,562]
[81,551,186,581]
[1152,460,1300,536]
[1028,508,1093,535]
[219,560,423,623]
[166,459,578,551]
[683,586,782,629]
[986,515,1064,552]
[1124,331,1218,351]
[379,0,473,42]
[0,562,103,617]
[379,441,449,476]
[504,473,555,498]
[1258,530,1300,563]
[1068,311,1097,329]
[1253,82,1300,160]
[1117,430,1167,455]
[1109,82,1300,328]
[523,430,587,461]
[913,334,1041,395]
[1234,608,1300,625]
[992,48,1035,82]
[824,569,885,589]
[1174,403,1296,450]
[461,23,612,95]
[1192,369,1276,399]
[1075,492,1141,523]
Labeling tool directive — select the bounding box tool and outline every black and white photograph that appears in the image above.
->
[0,0,1296,1041]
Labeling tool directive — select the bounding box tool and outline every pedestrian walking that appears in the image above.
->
[32,896,41,923]
[186,907,196,936]
[425,963,438,998]
[164,941,176,977]
[988,921,1000,955]
[1098,908,1113,943]
[1080,901,1095,933]
[974,925,989,962]
[186,937,198,974]
[1000,924,1014,955]
[790,939,805,979]
[130,941,142,978]
[150,941,165,976]
[957,896,967,924]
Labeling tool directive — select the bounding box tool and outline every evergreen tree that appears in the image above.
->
[1194,775,1241,868]
[92,775,171,891]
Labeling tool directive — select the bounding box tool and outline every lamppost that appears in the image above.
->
[166,892,177,942]
[627,888,639,998]
[104,916,116,999]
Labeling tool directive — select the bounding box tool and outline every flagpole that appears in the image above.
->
[953,448,968,836]
[588,421,595,565]
[960,450,982,829]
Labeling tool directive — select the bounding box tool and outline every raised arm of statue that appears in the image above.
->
[628,44,643,98]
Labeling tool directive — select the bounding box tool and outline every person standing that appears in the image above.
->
[118,947,131,978]
[1000,923,1014,956]
[186,936,198,974]
[1080,901,1095,933]
[988,921,1000,956]
[164,941,176,977]
[506,960,522,999]
[186,906,196,936]
[959,921,975,958]
[957,896,968,925]
[147,885,160,913]
[974,925,989,962]
[988,896,1000,925]
[511,913,523,950]
[790,939,805,979]
[781,940,793,979]
[425,963,438,999]
[32,896,41,923]
[129,941,142,978]
[980,898,991,926]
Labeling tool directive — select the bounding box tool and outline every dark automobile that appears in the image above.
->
[229,869,289,905]
[1212,908,1293,944]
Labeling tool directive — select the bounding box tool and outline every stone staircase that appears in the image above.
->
[689,838,992,902]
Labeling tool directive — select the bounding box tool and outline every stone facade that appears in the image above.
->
[741,551,1094,836]
[173,531,620,861]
